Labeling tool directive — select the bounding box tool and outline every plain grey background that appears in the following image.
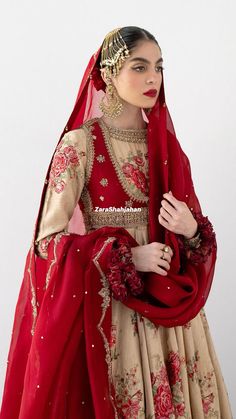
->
[0,0,235,413]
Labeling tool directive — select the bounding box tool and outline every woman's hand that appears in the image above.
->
[158,191,198,239]
[131,242,173,275]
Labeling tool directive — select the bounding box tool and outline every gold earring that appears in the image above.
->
[99,80,123,119]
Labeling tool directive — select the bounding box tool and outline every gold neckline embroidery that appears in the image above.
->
[99,118,147,143]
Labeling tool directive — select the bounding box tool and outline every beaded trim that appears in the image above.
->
[84,207,148,229]
[100,118,147,143]
[92,237,119,418]
[79,119,96,185]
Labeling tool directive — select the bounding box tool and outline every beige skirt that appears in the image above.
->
[110,301,232,419]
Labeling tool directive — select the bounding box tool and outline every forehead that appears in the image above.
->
[127,40,162,62]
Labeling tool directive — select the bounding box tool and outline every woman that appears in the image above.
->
[0,26,232,418]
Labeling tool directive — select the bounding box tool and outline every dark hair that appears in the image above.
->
[119,26,160,53]
[98,26,160,69]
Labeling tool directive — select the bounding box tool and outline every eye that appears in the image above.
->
[132,65,165,73]
[133,66,145,72]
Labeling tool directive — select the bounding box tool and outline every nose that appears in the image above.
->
[146,75,157,84]
[146,69,161,84]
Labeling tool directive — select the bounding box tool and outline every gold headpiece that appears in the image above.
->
[100,28,130,77]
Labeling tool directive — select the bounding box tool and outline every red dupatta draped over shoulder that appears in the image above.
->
[0,45,216,419]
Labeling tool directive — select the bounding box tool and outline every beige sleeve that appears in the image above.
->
[35,128,87,258]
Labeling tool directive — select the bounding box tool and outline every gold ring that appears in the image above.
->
[163,245,170,253]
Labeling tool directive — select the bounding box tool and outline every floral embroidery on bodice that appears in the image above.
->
[120,150,149,196]
[79,118,149,230]
[48,133,86,193]
[35,117,150,256]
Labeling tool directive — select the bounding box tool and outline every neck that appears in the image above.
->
[101,103,147,130]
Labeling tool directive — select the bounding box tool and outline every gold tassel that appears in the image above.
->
[100,28,130,77]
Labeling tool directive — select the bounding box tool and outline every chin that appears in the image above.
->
[142,100,157,109]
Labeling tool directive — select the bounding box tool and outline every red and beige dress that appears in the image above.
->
[36,117,232,419]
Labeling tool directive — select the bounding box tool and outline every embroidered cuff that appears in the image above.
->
[106,239,144,302]
[177,212,217,265]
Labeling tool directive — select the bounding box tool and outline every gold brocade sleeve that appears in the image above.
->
[35,128,87,258]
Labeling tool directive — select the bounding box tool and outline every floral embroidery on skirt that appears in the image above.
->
[110,301,232,418]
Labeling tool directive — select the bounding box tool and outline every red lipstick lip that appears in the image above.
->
[143,89,157,97]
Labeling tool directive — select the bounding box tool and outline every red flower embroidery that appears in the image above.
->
[154,383,175,418]
[130,169,147,194]
[121,391,142,418]
[54,180,66,193]
[122,162,135,177]
[109,325,117,349]
[177,211,217,266]
[186,352,199,381]
[63,146,79,164]
[51,153,68,178]
[107,239,144,301]
[151,359,186,418]
[202,393,214,414]
[166,351,181,386]
[114,367,143,419]
[48,140,83,193]
[175,402,186,416]
[133,156,144,166]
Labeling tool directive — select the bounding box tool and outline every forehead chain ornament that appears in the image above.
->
[100,28,130,77]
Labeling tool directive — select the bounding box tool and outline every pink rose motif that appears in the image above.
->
[131,169,147,194]
[122,391,142,418]
[55,180,66,193]
[175,402,185,416]
[167,351,181,386]
[154,383,175,418]
[133,156,144,166]
[122,162,135,177]
[202,393,214,414]
[51,153,68,178]
[109,325,117,348]
[63,146,79,165]
[158,365,169,382]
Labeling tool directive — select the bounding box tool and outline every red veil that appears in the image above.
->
[0,45,217,418]
[52,44,216,325]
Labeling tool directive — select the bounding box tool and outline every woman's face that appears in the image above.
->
[101,40,163,109]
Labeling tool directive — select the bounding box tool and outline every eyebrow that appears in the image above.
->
[128,57,163,64]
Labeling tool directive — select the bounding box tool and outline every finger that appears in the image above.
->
[153,265,168,276]
[163,192,182,210]
[161,199,177,217]
[160,206,174,221]
[167,247,174,258]
[161,252,172,263]
[159,258,170,271]
[158,214,173,231]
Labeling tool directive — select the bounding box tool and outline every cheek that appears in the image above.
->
[116,73,142,97]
